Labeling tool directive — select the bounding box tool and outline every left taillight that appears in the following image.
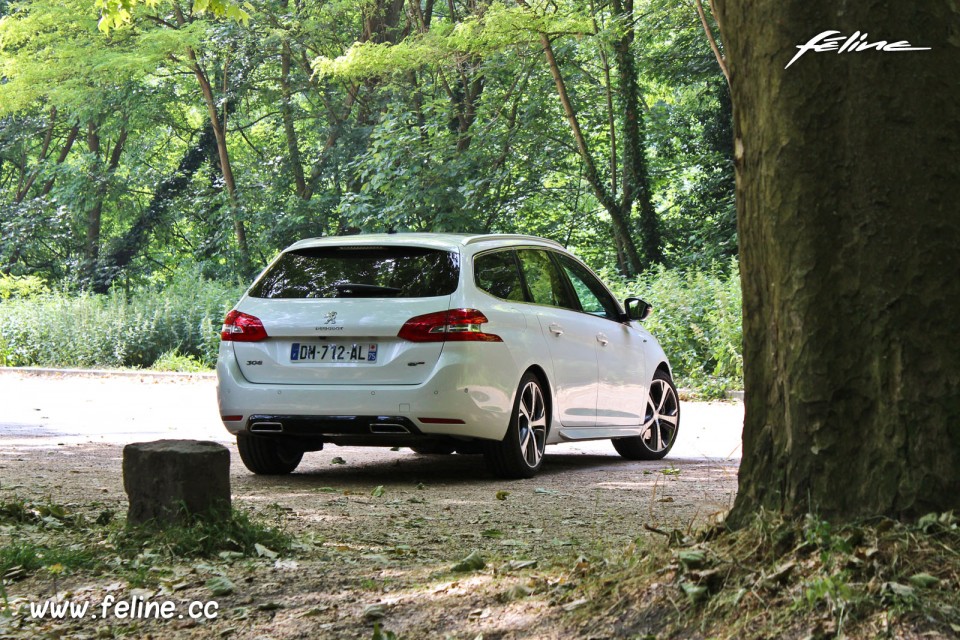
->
[220,310,268,342]
[398,308,503,343]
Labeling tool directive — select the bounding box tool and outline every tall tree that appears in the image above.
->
[715,2,960,523]
[520,0,661,275]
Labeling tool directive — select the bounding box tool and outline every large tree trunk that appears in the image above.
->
[610,0,662,267]
[716,2,960,523]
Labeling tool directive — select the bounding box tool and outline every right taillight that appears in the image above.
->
[398,308,502,343]
[220,310,268,342]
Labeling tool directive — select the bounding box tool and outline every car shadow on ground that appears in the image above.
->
[230,448,733,490]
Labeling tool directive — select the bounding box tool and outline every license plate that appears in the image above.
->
[290,342,378,363]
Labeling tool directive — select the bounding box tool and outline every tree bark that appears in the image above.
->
[716,1,960,523]
[280,40,308,199]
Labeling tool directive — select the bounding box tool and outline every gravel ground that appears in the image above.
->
[0,370,742,639]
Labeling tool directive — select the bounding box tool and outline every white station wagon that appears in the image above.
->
[217,233,679,478]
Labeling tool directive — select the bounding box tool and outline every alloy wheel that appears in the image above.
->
[516,380,547,468]
[641,378,679,453]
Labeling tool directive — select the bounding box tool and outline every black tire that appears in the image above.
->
[612,369,680,460]
[484,371,549,479]
[237,434,304,475]
[410,443,456,455]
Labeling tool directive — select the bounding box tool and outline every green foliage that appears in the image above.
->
[2,0,736,378]
[150,348,210,372]
[604,260,742,394]
[313,2,590,80]
[0,274,46,300]
[0,270,241,368]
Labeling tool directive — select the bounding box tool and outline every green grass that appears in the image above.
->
[0,496,293,588]
[0,542,99,577]
[111,508,293,559]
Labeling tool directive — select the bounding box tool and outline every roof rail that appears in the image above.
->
[461,234,564,248]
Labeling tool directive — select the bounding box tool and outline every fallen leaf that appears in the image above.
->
[502,585,533,601]
[678,550,707,571]
[561,598,589,611]
[371,485,385,498]
[882,582,916,599]
[331,457,346,465]
[363,603,387,621]
[255,543,278,559]
[206,576,236,596]
[496,491,510,501]
[908,573,939,589]
[452,550,486,572]
[680,582,709,604]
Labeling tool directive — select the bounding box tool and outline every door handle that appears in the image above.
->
[548,323,564,336]
[596,333,609,346]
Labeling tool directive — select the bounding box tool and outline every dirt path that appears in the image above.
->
[0,370,742,639]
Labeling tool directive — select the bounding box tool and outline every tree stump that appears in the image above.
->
[123,440,231,526]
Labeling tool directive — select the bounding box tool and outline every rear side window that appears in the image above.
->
[474,250,526,301]
[249,246,460,299]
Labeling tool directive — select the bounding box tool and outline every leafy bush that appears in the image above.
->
[602,260,743,395]
[0,273,46,300]
[0,270,243,369]
[151,349,210,372]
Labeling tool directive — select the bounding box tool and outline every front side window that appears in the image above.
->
[249,246,460,299]
[516,249,576,309]
[555,253,621,319]
[474,250,526,301]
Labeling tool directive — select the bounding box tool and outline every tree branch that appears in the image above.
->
[695,0,729,85]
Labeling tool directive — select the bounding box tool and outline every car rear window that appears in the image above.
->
[248,245,460,299]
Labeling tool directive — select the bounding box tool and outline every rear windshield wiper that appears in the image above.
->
[333,282,403,297]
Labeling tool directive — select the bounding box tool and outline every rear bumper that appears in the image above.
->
[216,344,515,442]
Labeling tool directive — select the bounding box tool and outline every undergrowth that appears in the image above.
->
[0,270,242,370]
[564,511,960,639]
[603,260,742,398]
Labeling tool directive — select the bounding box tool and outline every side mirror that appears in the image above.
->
[624,297,653,321]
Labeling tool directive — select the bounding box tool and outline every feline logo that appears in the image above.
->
[786,31,931,69]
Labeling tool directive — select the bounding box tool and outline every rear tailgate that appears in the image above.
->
[232,296,451,385]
